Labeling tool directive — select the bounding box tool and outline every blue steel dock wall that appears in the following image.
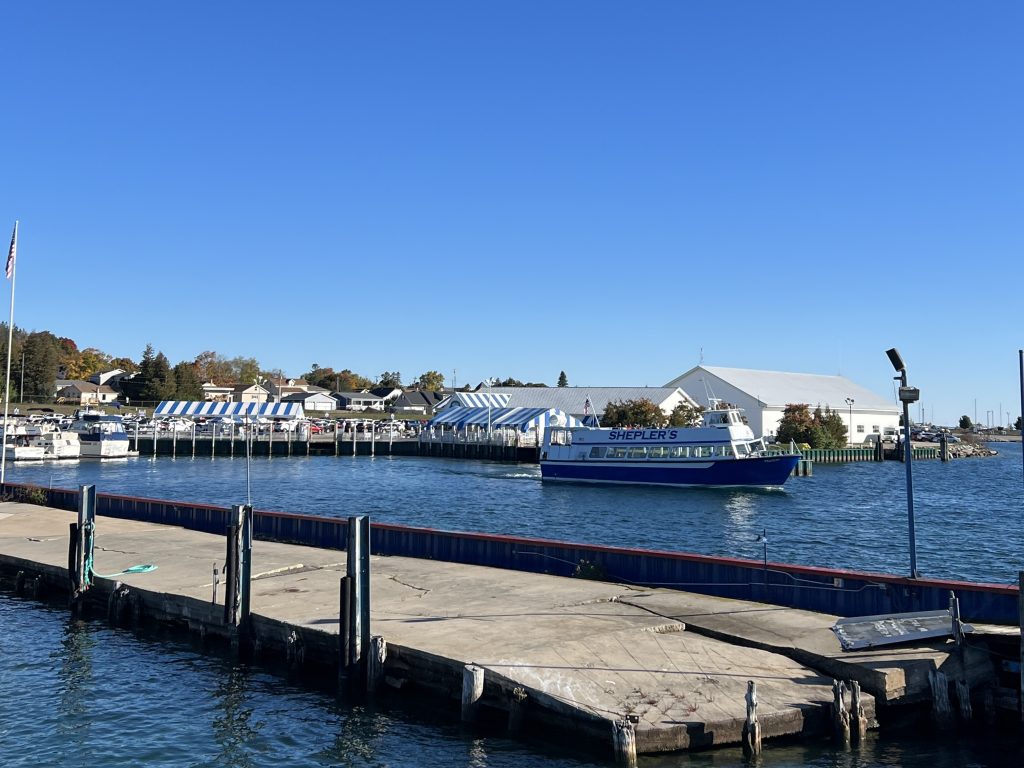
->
[5,482,1016,624]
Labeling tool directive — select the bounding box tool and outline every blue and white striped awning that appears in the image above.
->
[155,401,306,419]
[447,392,512,409]
[428,406,580,432]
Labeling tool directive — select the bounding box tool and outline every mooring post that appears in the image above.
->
[212,563,219,604]
[339,574,352,689]
[461,664,485,723]
[850,680,868,743]
[612,717,638,768]
[239,505,254,626]
[345,516,371,683]
[832,679,850,747]
[742,680,761,758]
[1019,571,1024,724]
[223,505,244,626]
[929,669,953,726]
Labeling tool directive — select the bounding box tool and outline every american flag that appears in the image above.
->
[5,222,16,280]
[583,397,592,416]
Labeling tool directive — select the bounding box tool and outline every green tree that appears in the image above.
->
[557,371,568,387]
[416,371,445,391]
[601,398,665,427]
[137,347,176,402]
[21,331,61,402]
[813,406,848,449]
[668,401,704,427]
[173,361,203,400]
[1015,416,1022,431]
[776,403,816,445]
[959,415,973,430]
[377,371,402,388]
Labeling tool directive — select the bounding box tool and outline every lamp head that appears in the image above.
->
[885,348,906,373]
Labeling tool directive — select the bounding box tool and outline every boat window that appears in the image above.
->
[647,446,668,459]
[668,446,689,458]
[694,446,712,458]
[606,447,628,459]
[589,446,606,459]
[735,443,749,456]
[627,447,647,459]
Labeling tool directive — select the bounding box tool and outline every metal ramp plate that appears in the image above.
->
[832,609,973,651]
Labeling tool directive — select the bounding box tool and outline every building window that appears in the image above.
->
[856,425,865,433]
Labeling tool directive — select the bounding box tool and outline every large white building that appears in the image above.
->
[665,366,900,443]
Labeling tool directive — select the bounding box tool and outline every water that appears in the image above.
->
[6,443,1023,584]
[3,592,1023,767]
[3,448,1024,766]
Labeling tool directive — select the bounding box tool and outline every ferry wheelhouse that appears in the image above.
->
[540,407,800,488]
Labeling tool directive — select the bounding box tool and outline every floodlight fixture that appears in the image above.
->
[886,348,906,373]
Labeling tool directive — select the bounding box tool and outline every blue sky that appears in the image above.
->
[2,3,1021,426]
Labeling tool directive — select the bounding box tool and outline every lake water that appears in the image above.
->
[5,443,1023,584]
[3,447,1024,767]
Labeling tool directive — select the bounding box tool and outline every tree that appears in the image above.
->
[416,371,445,391]
[137,346,176,402]
[377,371,402,388]
[668,401,704,427]
[173,361,203,400]
[601,398,665,427]
[959,415,973,430]
[776,403,847,448]
[21,331,61,402]
[557,371,568,387]
[1015,416,1022,431]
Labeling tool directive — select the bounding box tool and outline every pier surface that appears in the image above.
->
[0,501,986,756]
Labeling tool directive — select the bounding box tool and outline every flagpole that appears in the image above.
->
[1,221,18,486]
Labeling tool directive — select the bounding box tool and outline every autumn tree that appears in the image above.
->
[668,401,704,427]
[416,371,445,391]
[776,403,847,448]
[601,398,665,428]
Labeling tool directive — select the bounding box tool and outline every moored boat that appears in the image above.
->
[540,407,800,488]
[24,426,81,459]
[69,409,130,459]
[3,433,46,461]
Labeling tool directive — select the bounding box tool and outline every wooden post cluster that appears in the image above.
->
[832,679,851,747]
[461,664,485,723]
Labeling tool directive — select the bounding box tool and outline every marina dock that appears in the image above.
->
[1,498,1011,761]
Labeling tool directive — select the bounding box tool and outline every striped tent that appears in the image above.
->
[155,401,306,419]
[441,392,512,409]
[428,406,580,432]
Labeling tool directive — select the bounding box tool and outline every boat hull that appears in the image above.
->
[540,454,800,488]
[79,436,130,459]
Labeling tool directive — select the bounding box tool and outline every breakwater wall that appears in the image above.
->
[2,482,1015,624]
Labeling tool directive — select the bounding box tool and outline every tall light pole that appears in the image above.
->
[845,397,854,445]
[886,348,920,578]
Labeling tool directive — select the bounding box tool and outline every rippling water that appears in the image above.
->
[7,444,1023,583]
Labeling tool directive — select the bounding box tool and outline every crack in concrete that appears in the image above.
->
[387,574,431,595]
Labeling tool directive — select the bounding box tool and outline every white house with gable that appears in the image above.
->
[665,366,900,444]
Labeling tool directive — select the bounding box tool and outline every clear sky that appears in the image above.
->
[2,3,1021,427]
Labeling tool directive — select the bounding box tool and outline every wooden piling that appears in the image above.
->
[367,635,387,693]
[339,575,352,687]
[461,664,485,723]
[929,669,953,726]
[850,680,868,743]
[832,679,850,747]
[741,680,761,758]
[1019,571,1024,724]
[612,718,638,768]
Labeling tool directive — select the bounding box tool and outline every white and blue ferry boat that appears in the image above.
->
[540,407,800,488]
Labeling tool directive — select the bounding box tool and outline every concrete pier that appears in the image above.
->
[0,500,1000,758]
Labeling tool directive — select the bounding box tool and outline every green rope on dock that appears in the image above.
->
[93,564,158,579]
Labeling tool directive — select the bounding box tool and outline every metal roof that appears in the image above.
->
[669,366,899,413]
[154,401,306,419]
[428,406,581,432]
[440,387,690,415]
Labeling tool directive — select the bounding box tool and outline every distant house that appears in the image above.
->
[56,381,119,406]
[665,365,900,443]
[202,382,233,402]
[334,391,385,412]
[282,391,336,413]
[266,377,311,403]
[390,389,447,416]
[230,383,269,404]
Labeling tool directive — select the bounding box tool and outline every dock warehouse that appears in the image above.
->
[665,366,900,443]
